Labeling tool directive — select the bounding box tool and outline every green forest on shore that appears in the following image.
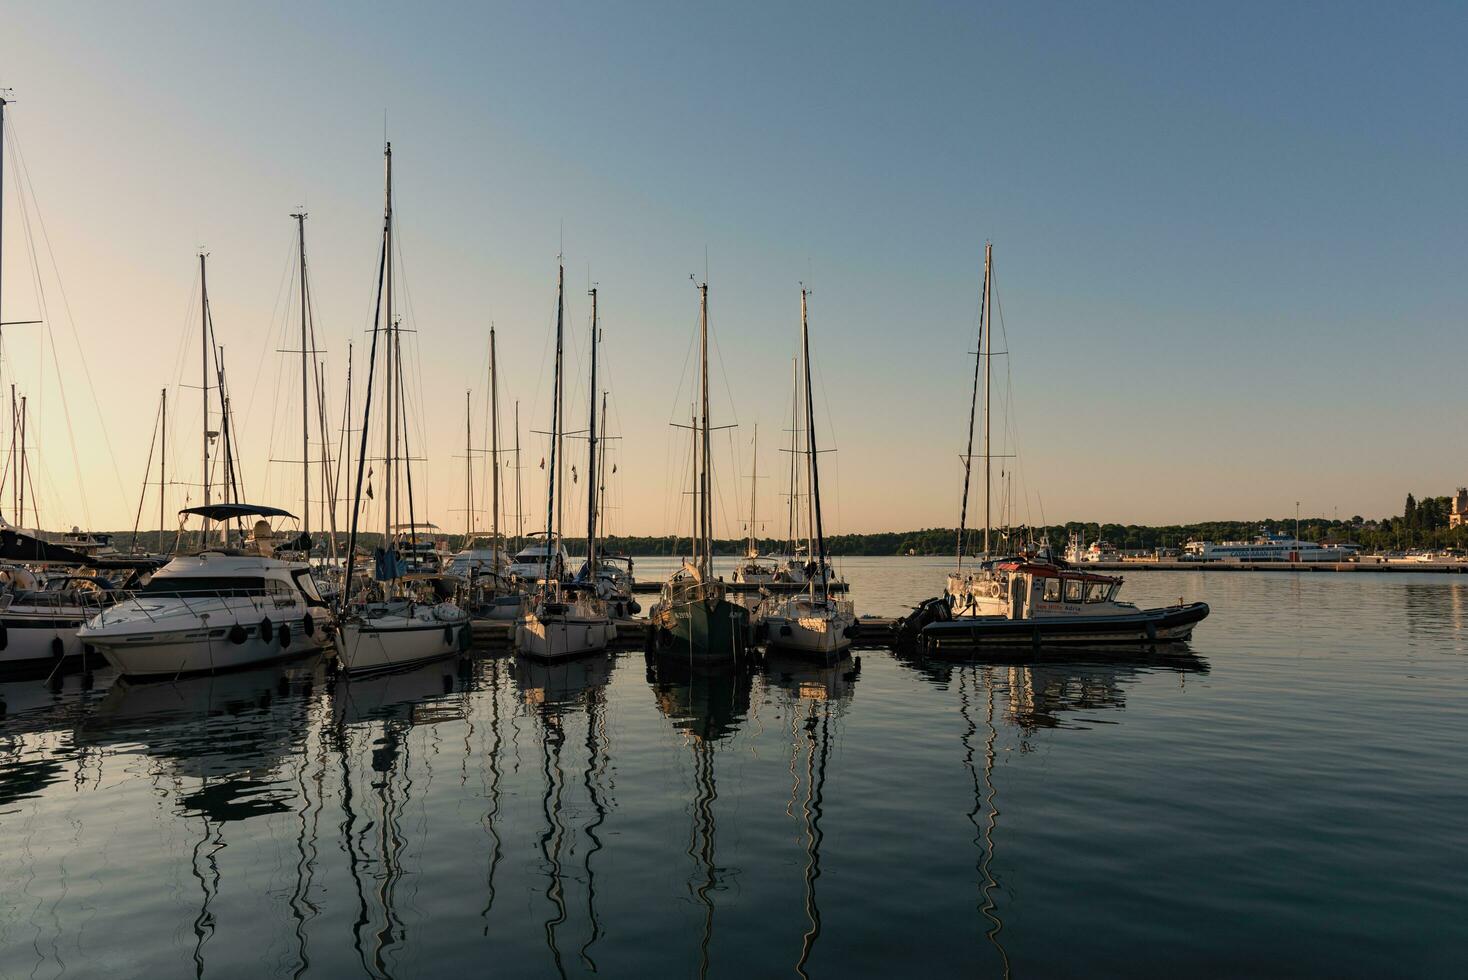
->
[103,494,1464,556]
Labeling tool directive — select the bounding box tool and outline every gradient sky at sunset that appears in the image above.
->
[1,2,1464,537]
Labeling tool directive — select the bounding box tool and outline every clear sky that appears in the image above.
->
[1,1,1464,538]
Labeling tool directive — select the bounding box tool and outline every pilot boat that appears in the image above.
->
[78,505,334,678]
[917,553,1209,649]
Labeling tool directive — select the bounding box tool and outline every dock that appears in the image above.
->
[630,579,850,595]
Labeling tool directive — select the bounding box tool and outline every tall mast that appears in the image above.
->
[540,259,560,586]
[159,388,167,552]
[199,252,211,543]
[586,287,599,582]
[981,243,993,557]
[747,424,758,557]
[957,243,990,571]
[514,399,522,549]
[787,357,799,555]
[464,388,473,540]
[490,326,501,570]
[697,281,711,577]
[293,212,310,547]
[17,394,25,529]
[801,287,828,603]
[382,142,394,552]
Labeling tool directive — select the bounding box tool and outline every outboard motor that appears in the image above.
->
[895,595,951,647]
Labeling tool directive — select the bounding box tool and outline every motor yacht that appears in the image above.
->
[78,506,334,679]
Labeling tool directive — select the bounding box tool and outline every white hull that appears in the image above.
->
[336,615,468,675]
[0,615,89,670]
[516,613,615,661]
[87,616,324,678]
[765,617,853,656]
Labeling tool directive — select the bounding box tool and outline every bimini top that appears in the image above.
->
[996,559,1121,585]
[179,504,298,522]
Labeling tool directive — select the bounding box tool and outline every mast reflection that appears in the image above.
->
[762,650,859,979]
[646,654,755,977]
[515,650,615,979]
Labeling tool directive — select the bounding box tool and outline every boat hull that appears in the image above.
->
[516,613,615,661]
[85,616,325,678]
[0,613,91,673]
[336,617,469,675]
[921,602,1210,649]
[764,617,854,658]
[652,598,751,661]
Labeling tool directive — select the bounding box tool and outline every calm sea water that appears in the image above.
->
[2,558,1465,978]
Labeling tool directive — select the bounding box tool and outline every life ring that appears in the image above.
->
[259,617,274,642]
[229,624,248,645]
[302,613,315,637]
[279,624,292,647]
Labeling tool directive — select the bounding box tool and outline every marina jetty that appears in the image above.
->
[1081,559,1468,574]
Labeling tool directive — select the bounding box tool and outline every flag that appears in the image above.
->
[612,463,617,474]
[539,457,545,470]
[572,466,578,484]
[366,483,374,500]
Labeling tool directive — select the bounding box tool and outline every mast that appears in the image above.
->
[159,388,167,552]
[464,389,473,541]
[199,252,211,542]
[17,394,25,529]
[957,243,990,571]
[801,288,829,603]
[746,425,758,558]
[489,324,501,571]
[513,399,522,549]
[543,262,564,586]
[383,143,394,555]
[586,287,599,583]
[981,243,993,557]
[787,356,799,556]
[293,211,310,547]
[697,281,711,577]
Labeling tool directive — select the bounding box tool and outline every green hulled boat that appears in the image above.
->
[650,562,750,661]
[648,280,750,662]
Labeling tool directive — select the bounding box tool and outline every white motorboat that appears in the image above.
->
[78,506,334,679]
[507,533,569,583]
[335,597,470,674]
[0,567,117,673]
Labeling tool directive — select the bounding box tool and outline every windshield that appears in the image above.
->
[139,576,268,597]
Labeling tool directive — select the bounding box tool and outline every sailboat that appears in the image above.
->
[946,242,1009,616]
[647,279,751,661]
[732,425,779,584]
[516,267,615,660]
[335,142,470,675]
[446,327,522,619]
[756,288,855,658]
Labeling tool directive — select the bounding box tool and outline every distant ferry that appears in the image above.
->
[1183,533,1359,562]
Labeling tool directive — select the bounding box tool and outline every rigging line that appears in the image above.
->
[7,118,127,510]
[129,396,163,550]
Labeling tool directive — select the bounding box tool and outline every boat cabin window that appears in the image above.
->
[1063,579,1083,603]
[1084,581,1108,603]
[1042,578,1063,602]
[139,576,268,597]
[291,570,325,603]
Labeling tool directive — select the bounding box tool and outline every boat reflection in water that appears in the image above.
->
[514,649,615,975]
[761,650,860,978]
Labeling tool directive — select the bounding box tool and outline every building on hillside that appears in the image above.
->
[1451,488,1468,529]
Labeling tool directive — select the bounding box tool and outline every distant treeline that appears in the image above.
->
[93,495,1468,557]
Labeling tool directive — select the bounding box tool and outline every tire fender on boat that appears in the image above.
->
[0,624,7,651]
[279,624,292,647]
[302,613,315,637]
[229,624,248,645]
[1145,621,1158,643]
[260,618,274,643]
[51,636,65,659]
